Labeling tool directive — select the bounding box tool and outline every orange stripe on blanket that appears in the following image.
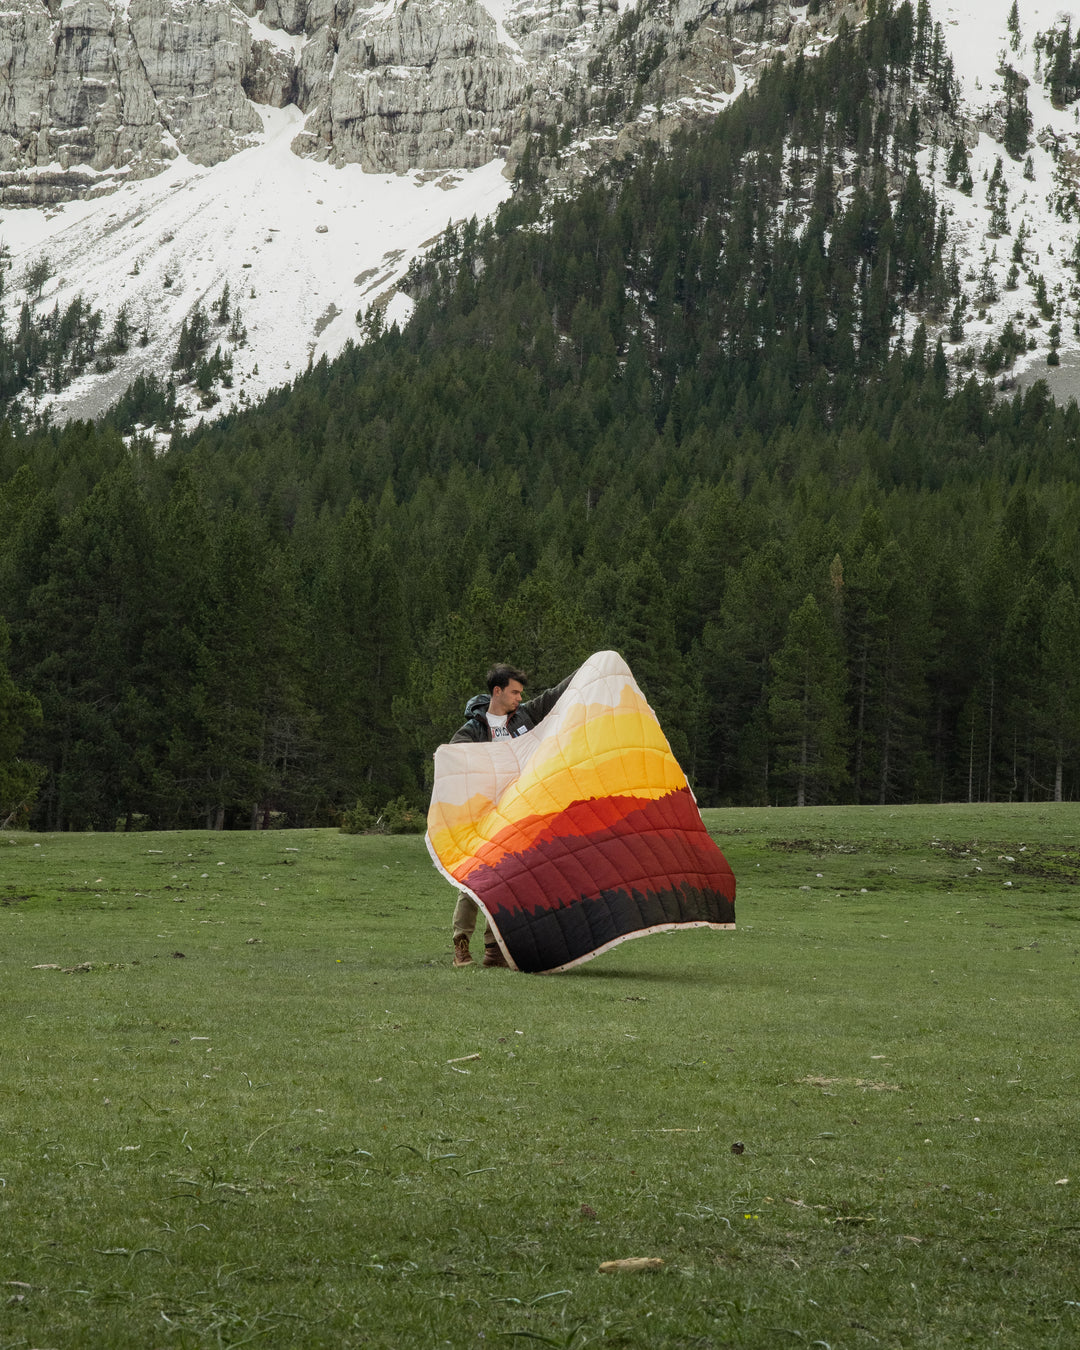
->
[451,792,657,882]
[429,713,686,872]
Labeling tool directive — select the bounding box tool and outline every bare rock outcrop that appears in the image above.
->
[293,0,526,170]
[127,0,263,163]
[0,0,264,202]
[0,0,863,203]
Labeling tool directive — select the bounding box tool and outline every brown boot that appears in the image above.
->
[453,935,474,967]
[483,939,509,968]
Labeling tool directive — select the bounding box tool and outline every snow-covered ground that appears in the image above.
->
[0,105,513,428]
[937,0,1060,95]
[930,0,1080,397]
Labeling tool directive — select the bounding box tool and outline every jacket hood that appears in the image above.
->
[464,693,491,719]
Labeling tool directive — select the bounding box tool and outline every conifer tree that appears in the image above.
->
[945,137,968,188]
[307,500,410,814]
[1041,581,1080,800]
[19,459,159,829]
[1048,21,1074,106]
[769,594,849,806]
[0,616,44,826]
[1007,0,1020,51]
[1002,66,1032,159]
[180,511,289,829]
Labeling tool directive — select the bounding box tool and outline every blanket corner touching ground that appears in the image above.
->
[426,650,736,973]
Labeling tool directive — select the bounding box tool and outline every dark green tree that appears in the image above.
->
[308,499,411,815]
[0,616,44,826]
[769,593,849,805]
[19,460,160,829]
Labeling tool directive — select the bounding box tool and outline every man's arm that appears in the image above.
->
[450,721,484,745]
[520,673,572,727]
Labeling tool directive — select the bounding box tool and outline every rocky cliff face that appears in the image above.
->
[293,0,527,171]
[508,0,866,192]
[0,0,860,204]
[0,0,267,203]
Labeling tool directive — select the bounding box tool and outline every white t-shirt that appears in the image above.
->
[485,712,513,740]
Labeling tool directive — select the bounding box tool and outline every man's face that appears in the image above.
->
[489,679,524,717]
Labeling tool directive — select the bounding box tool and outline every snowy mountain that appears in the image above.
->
[2,0,1080,429]
[0,107,514,425]
[1,0,771,429]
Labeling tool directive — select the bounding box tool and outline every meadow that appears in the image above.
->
[1,802,1078,1349]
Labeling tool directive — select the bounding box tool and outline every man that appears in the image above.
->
[449,662,572,967]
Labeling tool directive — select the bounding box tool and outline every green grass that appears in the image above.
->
[2,803,1079,1349]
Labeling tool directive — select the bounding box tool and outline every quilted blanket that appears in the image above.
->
[426,650,736,973]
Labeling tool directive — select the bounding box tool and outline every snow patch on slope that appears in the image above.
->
[929,0,1080,395]
[478,0,523,53]
[0,104,513,428]
[246,13,306,55]
[937,0,1064,97]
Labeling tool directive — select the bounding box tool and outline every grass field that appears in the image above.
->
[2,802,1079,1349]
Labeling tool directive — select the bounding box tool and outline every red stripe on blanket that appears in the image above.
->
[461,787,735,919]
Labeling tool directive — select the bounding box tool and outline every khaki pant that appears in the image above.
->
[452,891,484,941]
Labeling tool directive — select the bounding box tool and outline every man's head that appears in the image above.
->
[486,663,527,717]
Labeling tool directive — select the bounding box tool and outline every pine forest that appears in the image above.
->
[2,2,1080,831]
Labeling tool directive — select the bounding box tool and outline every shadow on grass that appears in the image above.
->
[560,963,718,984]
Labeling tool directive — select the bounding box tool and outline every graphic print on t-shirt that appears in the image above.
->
[485,712,512,740]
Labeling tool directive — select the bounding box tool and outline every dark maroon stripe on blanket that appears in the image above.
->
[466,787,735,919]
[496,882,734,973]
[463,788,736,972]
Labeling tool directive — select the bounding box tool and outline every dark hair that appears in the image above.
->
[486,663,527,694]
